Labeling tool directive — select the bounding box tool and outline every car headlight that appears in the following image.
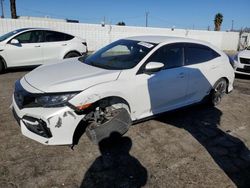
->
[35,93,78,107]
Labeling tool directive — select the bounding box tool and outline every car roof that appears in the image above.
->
[18,27,57,31]
[126,35,208,45]
[11,28,75,37]
[10,28,71,34]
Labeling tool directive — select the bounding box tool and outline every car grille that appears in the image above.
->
[14,80,38,109]
[236,66,250,73]
[240,58,250,65]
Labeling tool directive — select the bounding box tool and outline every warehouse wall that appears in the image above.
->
[0,18,239,51]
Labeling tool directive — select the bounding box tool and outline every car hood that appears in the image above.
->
[24,58,121,93]
[238,50,250,58]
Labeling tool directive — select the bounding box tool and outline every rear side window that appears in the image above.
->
[64,33,74,40]
[147,44,183,69]
[45,31,74,42]
[184,43,220,65]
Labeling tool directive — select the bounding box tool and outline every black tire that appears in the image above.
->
[0,60,5,74]
[210,78,227,106]
[64,51,81,59]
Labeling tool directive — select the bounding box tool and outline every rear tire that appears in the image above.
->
[64,51,81,59]
[210,78,227,106]
[0,60,5,74]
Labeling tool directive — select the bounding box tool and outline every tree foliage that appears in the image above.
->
[214,13,223,31]
[117,21,126,26]
[10,0,17,19]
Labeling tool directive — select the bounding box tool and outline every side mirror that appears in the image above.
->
[144,62,164,73]
[10,39,20,44]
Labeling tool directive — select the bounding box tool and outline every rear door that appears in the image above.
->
[184,43,221,103]
[5,30,44,67]
[42,31,74,64]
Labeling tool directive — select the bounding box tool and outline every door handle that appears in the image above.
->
[211,65,218,69]
[178,72,185,78]
[62,44,67,46]
[34,45,41,47]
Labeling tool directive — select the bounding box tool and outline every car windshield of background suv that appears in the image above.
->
[0,28,27,42]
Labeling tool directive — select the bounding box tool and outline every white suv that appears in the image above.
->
[234,47,250,75]
[12,36,235,145]
[0,28,87,72]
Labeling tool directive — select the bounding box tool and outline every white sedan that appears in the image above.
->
[12,36,235,145]
[234,47,250,75]
[0,28,87,73]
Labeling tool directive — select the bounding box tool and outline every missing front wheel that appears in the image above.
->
[86,108,132,144]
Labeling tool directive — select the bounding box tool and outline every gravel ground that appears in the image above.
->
[0,69,250,188]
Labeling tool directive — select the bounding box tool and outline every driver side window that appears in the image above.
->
[14,31,43,43]
[147,44,184,69]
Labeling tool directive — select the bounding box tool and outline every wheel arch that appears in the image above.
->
[0,55,7,68]
[210,77,229,93]
[220,77,230,93]
[63,50,82,59]
[93,96,131,112]
[72,95,131,146]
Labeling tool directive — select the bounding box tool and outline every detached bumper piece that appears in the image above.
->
[12,108,21,126]
[22,116,52,138]
[86,108,131,144]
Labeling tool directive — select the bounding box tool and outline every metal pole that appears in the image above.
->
[0,0,4,18]
[231,20,234,31]
[145,11,149,27]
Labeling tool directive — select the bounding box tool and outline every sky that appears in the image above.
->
[1,0,250,31]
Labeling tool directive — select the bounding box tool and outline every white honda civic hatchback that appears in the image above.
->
[12,36,235,145]
[0,28,87,73]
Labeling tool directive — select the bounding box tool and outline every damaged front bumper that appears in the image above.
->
[12,95,85,145]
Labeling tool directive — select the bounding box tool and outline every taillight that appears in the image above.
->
[82,42,88,52]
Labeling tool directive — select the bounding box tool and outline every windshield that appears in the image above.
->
[0,29,28,42]
[79,39,156,70]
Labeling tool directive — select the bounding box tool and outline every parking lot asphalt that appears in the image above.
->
[0,69,250,188]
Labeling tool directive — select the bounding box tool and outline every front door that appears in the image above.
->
[134,43,189,118]
[5,30,44,67]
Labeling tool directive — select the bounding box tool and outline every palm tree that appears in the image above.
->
[116,21,126,26]
[10,0,17,19]
[214,13,223,31]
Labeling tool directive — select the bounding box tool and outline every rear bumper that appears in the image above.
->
[12,95,85,145]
